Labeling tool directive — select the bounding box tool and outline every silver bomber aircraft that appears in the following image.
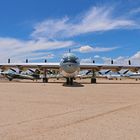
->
[0,52,140,85]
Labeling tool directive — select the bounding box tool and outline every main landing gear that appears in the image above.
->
[91,70,97,84]
[43,78,48,83]
[91,77,96,84]
[43,68,48,83]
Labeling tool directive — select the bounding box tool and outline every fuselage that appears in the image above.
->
[60,53,80,77]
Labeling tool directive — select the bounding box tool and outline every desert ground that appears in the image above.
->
[0,79,140,140]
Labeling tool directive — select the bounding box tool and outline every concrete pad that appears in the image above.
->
[0,79,140,140]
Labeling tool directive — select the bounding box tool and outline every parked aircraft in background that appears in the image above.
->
[97,70,129,80]
[125,72,140,80]
[0,68,40,81]
[0,52,140,85]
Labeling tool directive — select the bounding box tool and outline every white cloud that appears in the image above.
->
[80,58,93,63]
[130,7,140,15]
[102,57,112,64]
[0,6,139,63]
[31,17,70,39]
[46,54,54,59]
[0,37,74,63]
[130,51,140,64]
[31,6,138,39]
[131,51,140,59]
[94,55,100,58]
[79,45,93,53]
[80,51,140,66]
[80,55,101,63]
[113,56,129,65]
[102,56,132,65]
[101,51,140,65]
[74,45,118,53]
[114,52,140,65]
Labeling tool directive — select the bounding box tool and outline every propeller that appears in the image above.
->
[98,71,103,75]
[98,70,111,75]
[28,69,40,74]
[117,70,129,75]
[28,69,35,73]
[86,70,91,75]
[123,70,129,75]
[105,70,111,74]
[10,68,17,73]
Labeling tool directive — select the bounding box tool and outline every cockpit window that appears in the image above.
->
[62,53,79,63]
[63,58,77,63]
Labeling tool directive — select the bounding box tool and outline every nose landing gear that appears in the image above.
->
[66,77,74,85]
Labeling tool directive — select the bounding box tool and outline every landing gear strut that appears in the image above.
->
[43,68,48,83]
[66,77,74,85]
[66,78,69,85]
[91,78,96,83]
[9,78,13,81]
[91,70,96,84]
[43,78,48,83]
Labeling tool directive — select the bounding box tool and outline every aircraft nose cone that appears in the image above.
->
[63,64,78,73]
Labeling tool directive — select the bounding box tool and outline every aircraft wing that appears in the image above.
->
[0,63,60,71]
[80,63,140,72]
[1,62,140,72]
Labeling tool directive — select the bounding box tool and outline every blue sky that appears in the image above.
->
[0,0,140,64]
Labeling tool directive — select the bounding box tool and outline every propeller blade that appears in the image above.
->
[123,70,129,75]
[86,70,91,75]
[10,68,17,73]
[105,70,111,74]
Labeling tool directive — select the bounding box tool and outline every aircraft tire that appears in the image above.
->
[66,78,73,85]
[43,78,48,83]
[9,78,13,81]
[66,78,69,85]
[70,78,73,85]
[91,78,96,84]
